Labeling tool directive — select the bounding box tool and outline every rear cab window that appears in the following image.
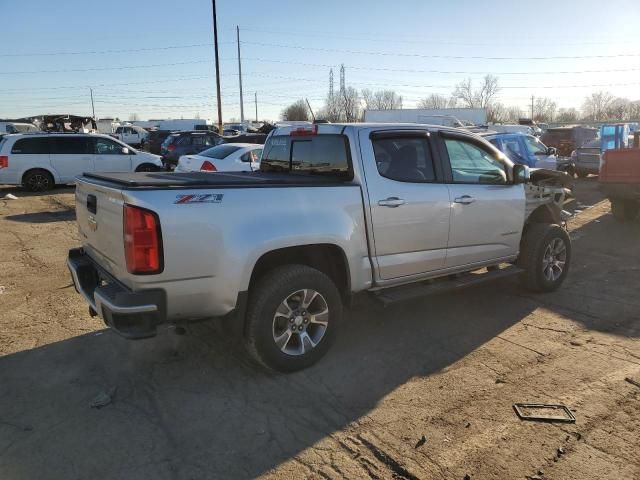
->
[261,134,352,179]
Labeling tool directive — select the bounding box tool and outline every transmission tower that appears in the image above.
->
[339,64,345,95]
[329,68,334,98]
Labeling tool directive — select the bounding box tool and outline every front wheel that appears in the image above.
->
[611,199,639,222]
[244,265,342,372]
[135,163,160,172]
[518,224,571,293]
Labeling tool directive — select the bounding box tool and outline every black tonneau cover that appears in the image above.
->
[81,171,353,189]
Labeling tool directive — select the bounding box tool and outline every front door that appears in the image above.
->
[92,137,132,172]
[359,129,451,280]
[440,134,525,268]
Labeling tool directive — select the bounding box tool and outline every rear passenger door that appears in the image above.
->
[359,129,451,280]
[49,136,94,182]
[438,133,525,268]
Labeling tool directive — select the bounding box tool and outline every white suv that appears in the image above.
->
[0,133,163,191]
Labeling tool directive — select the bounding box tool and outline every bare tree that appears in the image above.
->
[629,101,640,120]
[361,89,403,110]
[582,91,615,121]
[533,97,557,123]
[128,113,139,121]
[606,98,630,120]
[418,93,457,109]
[556,108,579,123]
[321,93,343,122]
[341,87,361,122]
[281,99,310,121]
[453,75,500,109]
[487,102,521,123]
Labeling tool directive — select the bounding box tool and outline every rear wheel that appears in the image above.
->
[22,169,54,192]
[611,199,639,222]
[518,224,571,292]
[244,265,342,372]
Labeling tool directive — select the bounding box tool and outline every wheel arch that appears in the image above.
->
[249,244,351,303]
[21,167,58,185]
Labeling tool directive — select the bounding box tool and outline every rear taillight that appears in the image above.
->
[124,204,163,274]
[200,160,217,172]
[0,156,8,168]
[167,144,176,152]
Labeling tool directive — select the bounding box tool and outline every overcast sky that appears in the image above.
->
[1,0,639,122]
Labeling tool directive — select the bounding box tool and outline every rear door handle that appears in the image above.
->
[378,197,406,208]
[454,195,475,205]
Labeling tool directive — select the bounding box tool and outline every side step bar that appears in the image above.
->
[374,265,524,306]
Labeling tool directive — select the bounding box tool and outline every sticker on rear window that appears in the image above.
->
[174,194,224,204]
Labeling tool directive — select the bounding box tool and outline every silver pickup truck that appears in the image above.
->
[68,123,572,372]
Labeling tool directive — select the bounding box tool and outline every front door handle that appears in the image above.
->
[454,195,475,205]
[378,197,406,208]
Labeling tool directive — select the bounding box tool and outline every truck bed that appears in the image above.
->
[81,171,353,189]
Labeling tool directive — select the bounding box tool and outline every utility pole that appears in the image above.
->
[254,92,258,122]
[236,25,244,124]
[90,88,95,119]
[211,0,223,134]
[531,95,535,121]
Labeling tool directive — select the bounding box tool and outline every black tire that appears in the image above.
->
[244,264,342,372]
[22,169,54,192]
[611,199,639,222]
[518,224,571,293]
[135,163,159,172]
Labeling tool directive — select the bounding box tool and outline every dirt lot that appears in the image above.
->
[0,179,638,480]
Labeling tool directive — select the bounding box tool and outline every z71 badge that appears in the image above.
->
[174,194,224,204]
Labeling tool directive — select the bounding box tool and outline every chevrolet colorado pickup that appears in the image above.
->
[68,123,572,372]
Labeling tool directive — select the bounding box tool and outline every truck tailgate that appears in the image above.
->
[75,178,129,283]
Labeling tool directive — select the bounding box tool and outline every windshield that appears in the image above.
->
[201,145,242,159]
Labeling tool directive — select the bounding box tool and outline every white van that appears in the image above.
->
[0,133,163,191]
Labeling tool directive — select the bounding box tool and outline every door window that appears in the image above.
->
[50,137,92,154]
[524,136,547,155]
[372,137,436,183]
[444,138,507,184]
[95,137,127,155]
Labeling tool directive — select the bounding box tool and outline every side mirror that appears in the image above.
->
[513,164,530,184]
[121,147,129,155]
[547,147,557,156]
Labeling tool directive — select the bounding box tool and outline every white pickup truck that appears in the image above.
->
[67,123,572,372]
[112,125,148,148]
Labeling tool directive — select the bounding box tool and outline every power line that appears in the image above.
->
[0,42,233,57]
[238,57,640,76]
[241,41,640,60]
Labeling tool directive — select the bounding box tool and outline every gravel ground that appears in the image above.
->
[0,178,638,480]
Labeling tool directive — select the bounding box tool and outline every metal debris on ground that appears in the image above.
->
[90,387,117,409]
[3,193,18,200]
[513,403,576,423]
[414,435,427,449]
[625,377,640,389]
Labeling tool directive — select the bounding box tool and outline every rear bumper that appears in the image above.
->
[67,248,167,339]
[599,182,640,201]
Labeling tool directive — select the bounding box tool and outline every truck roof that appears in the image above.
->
[270,122,469,137]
